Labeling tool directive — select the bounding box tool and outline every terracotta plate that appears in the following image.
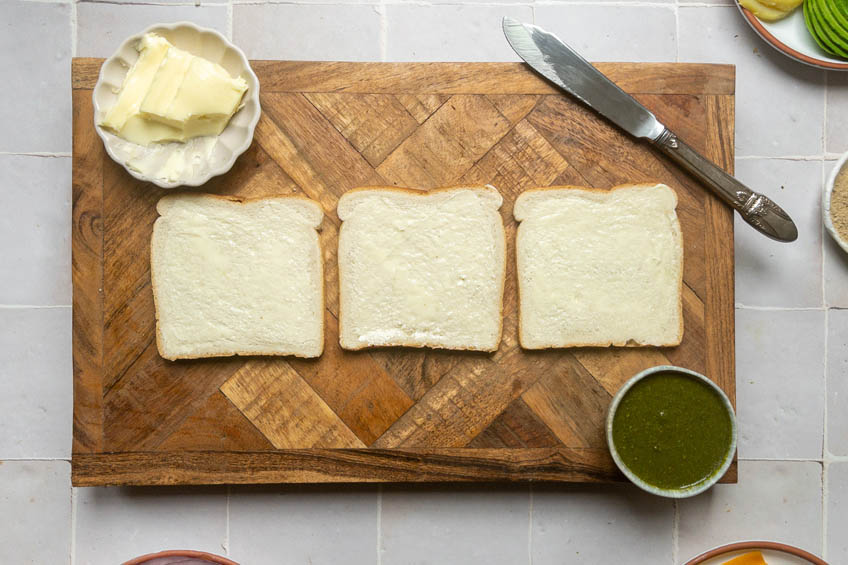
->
[684,540,828,565]
[736,2,848,71]
[123,549,239,565]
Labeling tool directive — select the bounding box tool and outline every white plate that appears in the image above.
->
[735,2,848,71]
[92,22,261,188]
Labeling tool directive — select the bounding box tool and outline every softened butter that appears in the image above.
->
[100,33,248,146]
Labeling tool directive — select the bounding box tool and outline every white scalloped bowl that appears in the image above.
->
[823,150,848,254]
[92,22,260,188]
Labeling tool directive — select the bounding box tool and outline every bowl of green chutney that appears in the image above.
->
[606,365,737,498]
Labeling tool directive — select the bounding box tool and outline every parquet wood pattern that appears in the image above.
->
[71,60,736,485]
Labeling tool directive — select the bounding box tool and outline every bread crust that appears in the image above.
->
[151,192,325,361]
[514,183,684,349]
[337,185,506,352]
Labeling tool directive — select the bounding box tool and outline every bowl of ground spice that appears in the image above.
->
[825,151,848,253]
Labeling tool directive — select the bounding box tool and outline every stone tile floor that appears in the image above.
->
[0,1,844,563]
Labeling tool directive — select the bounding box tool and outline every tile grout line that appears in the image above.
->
[376,485,383,565]
[227,0,234,41]
[527,483,533,565]
[672,499,679,565]
[233,0,533,6]
[75,0,225,5]
[536,0,692,6]
[823,70,829,158]
[821,154,829,563]
[743,455,848,462]
[228,0,696,6]
[674,0,680,64]
[821,69,828,311]
[822,160,830,458]
[70,0,77,59]
[822,460,829,561]
[70,486,77,565]
[735,304,825,311]
[822,301,829,560]
[736,154,828,161]
[0,305,71,309]
[739,456,827,462]
[224,485,231,556]
[0,152,72,158]
[0,457,73,461]
[378,0,387,62]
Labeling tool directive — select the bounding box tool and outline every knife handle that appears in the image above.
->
[652,128,798,243]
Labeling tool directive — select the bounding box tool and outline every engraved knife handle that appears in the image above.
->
[653,128,798,243]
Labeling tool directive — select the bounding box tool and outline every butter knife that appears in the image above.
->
[502,17,798,243]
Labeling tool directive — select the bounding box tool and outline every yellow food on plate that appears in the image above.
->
[739,0,799,21]
[100,33,248,146]
[723,550,768,565]
[758,0,804,11]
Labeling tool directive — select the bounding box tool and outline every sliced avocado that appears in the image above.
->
[805,0,840,55]
[811,0,848,56]
[822,0,848,37]
[830,0,848,21]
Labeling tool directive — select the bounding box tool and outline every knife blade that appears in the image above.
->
[502,17,798,243]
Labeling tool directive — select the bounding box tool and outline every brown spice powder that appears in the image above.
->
[831,164,848,242]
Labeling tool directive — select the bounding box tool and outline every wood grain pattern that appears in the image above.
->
[376,94,513,188]
[72,89,104,453]
[71,448,622,485]
[157,392,275,452]
[221,361,365,449]
[73,61,736,95]
[72,60,736,486]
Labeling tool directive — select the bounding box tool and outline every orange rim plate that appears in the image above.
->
[736,1,848,71]
[684,540,828,565]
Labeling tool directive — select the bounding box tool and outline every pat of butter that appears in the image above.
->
[142,55,249,139]
[100,34,171,134]
[138,46,194,125]
[99,33,248,146]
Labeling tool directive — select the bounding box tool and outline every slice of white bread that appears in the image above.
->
[151,193,324,360]
[513,183,683,349]
[337,185,506,351]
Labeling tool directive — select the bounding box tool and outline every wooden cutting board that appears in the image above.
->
[71,59,736,486]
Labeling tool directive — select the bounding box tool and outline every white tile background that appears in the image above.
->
[1,0,845,563]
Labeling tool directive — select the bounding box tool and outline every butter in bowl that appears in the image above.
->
[606,365,737,498]
[93,22,260,188]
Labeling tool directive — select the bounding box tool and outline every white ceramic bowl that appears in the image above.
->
[92,22,260,188]
[823,150,848,254]
[605,365,737,499]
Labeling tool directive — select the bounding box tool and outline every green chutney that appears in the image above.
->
[611,372,733,490]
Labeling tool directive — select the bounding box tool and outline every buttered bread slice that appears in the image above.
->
[151,193,324,360]
[337,186,506,351]
[514,184,683,349]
